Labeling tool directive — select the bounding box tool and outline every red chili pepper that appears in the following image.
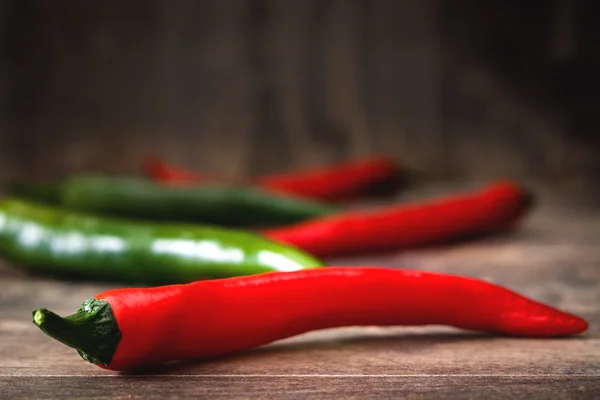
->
[262,180,533,257]
[142,155,402,201]
[257,156,402,201]
[32,267,588,371]
[142,155,219,184]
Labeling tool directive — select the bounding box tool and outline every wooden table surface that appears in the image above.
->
[1,183,599,399]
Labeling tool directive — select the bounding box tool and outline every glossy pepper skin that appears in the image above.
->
[10,175,338,227]
[143,155,403,202]
[263,180,533,257]
[33,267,588,371]
[0,199,324,284]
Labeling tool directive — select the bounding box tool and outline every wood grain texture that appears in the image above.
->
[2,377,600,400]
[1,0,598,188]
[0,183,599,399]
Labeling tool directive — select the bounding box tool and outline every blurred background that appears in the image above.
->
[0,0,598,200]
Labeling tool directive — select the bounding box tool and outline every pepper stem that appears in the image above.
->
[32,299,121,366]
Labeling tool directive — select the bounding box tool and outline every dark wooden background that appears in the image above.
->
[0,0,598,195]
[1,3,600,397]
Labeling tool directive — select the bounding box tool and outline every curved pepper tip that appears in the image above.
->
[489,179,537,221]
[571,315,589,335]
[542,313,588,337]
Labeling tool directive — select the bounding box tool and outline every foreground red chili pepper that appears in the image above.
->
[143,155,402,201]
[33,267,587,371]
[262,180,532,257]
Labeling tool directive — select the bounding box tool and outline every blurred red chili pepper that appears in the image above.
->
[262,180,533,257]
[143,155,403,202]
[33,267,587,371]
[142,155,220,184]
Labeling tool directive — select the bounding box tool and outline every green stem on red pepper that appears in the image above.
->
[33,299,120,365]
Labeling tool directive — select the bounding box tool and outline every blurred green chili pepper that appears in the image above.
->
[11,175,338,227]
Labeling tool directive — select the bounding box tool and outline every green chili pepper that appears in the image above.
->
[10,175,338,227]
[0,198,324,284]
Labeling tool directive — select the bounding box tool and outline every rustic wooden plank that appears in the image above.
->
[0,184,598,398]
[3,0,597,187]
[6,0,595,184]
[3,376,600,400]
[320,0,372,160]
[261,0,318,170]
[443,49,575,181]
[366,0,445,174]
